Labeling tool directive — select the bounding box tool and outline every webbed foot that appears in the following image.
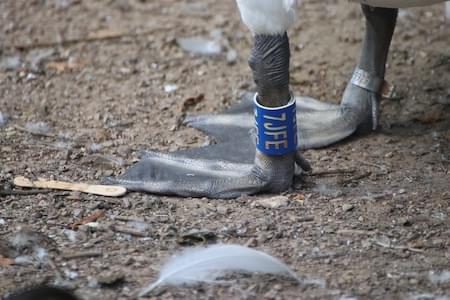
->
[103,3,399,199]
[104,149,310,199]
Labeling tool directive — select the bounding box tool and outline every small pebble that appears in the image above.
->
[25,121,50,134]
[164,84,178,93]
[255,196,290,209]
[0,55,21,71]
[216,206,231,215]
[226,49,238,64]
[342,204,354,212]
[0,112,8,127]
[177,36,222,56]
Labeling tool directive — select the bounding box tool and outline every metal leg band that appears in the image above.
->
[350,68,396,99]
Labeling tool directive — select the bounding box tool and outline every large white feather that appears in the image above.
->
[139,244,301,297]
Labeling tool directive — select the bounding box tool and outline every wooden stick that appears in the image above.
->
[13,176,127,197]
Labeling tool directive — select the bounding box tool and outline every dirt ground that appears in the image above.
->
[1,0,450,299]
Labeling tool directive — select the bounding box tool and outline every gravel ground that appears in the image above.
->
[1,1,450,299]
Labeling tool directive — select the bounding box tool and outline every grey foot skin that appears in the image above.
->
[105,33,310,198]
[104,5,398,198]
[344,5,398,134]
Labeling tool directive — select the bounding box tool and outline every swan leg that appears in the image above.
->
[105,5,399,198]
[289,5,399,148]
[105,0,309,198]
[186,5,399,151]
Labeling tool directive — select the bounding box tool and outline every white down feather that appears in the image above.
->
[236,0,297,35]
[139,244,303,296]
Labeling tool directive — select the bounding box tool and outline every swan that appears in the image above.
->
[105,0,448,198]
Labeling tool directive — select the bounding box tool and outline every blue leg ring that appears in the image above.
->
[254,93,298,156]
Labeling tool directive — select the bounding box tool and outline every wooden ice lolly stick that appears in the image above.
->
[13,176,127,197]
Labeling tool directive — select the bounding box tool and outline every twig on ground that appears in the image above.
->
[309,168,356,176]
[337,229,377,236]
[111,225,149,237]
[360,192,392,201]
[296,216,315,223]
[0,189,52,197]
[63,251,103,260]
[338,172,372,185]
[373,239,424,253]
[113,216,146,223]
[0,255,14,266]
[14,125,55,138]
[70,209,105,229]
[355,160,388,171]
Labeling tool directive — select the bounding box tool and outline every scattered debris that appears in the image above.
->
[0,229,57,267]
[110,225,149,237]
[46,57,86,73]
[254,196,290,209]
[295,216,315,223]
[429,271,450,285]
[62,251,103,260]
[0,55,21,71]
[126,219,151,233]
[342,204,355,212]
[0,255,14,266]
[6,286,80,300]
[52,0,79,10]
[10,27,170,51]
[23,122,52,136]
[226,49,238,64]
[26,73,39,81]
[177,36,223,56]
[177,229,217,245]
[0,112,8,127]
[337,229,376,236]
[309,168,356,176]
[0,188,52,197]
[181,94,205,112]
[96,271,126,287]
[338,172,371,185]
[373,237,424,253]
[70,209,105,230]
[63,230,78,243]
[63,269,79,280]
[26,48,55,72]
[313,184,343,198]
[87,154,124,168]
[164,84,178,93]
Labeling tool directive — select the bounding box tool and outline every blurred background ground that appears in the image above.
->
[0,0,450,299]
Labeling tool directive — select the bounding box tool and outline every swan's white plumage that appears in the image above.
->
[236,0,297,35]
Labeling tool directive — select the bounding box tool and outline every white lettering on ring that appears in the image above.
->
[265,140,289,150]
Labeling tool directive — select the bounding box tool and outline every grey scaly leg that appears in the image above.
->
[186,5,399,149]
[104,0,309,198]
[342,5,398,133]
[249,33,296,193]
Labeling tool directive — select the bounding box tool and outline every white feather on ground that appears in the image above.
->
[139,244,321,297]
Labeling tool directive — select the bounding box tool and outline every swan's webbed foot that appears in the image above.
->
[105,24,310,199]
[104,4,399,199]
[104,150,310,199]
